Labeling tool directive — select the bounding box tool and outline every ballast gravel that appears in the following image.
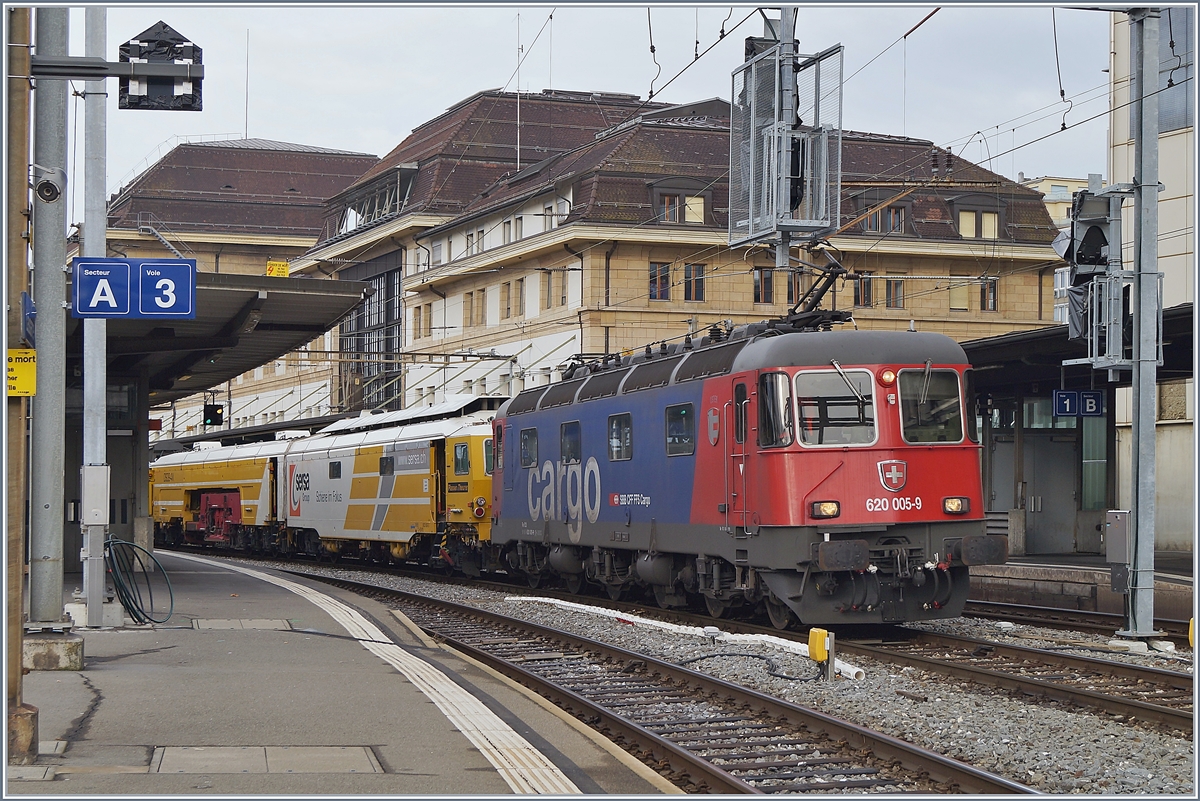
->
[244,560,1195,795]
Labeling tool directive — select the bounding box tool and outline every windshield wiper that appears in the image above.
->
[919,359,933,405]
[829,359,865,405]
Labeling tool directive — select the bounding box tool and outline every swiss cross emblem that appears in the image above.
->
[878,460,907,492]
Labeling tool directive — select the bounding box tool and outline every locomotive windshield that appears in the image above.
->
[795,370,876,445]
[898,368,964,443]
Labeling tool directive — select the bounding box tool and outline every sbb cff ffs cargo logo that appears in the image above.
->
[289,464,311,515]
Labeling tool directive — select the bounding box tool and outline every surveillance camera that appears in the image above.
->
[31,164,66,204]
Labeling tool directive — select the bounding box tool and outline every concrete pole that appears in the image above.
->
[1125,8,1160,637]
[7,4,39,762]
[82,7,108,627]
[28,6,69,626]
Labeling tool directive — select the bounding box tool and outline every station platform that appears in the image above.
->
[9,552,677,795]
[969,551,1194,622]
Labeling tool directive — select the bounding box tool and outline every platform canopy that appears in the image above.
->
[65,272,370,405]
[961,303,1192,392]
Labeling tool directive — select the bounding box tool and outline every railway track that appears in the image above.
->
[963,600,1191,644]
[299,571,1034,795]
[840,630,1194,734]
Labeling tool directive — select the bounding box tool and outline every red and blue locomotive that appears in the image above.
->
[491,309,1008,628]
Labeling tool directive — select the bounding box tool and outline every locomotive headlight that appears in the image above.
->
[878,369,896,386]
[943,497,970,515]
[811,501,841,519]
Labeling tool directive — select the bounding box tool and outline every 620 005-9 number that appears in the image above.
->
[866,496,923,512]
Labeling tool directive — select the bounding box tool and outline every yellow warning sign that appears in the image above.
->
[266,260,290,278]
[7,349,36,396]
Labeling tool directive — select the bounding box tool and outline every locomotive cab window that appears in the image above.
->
[665,404,695,456]
[519,428,538,467]
[494,427,504,470]
[758,372,794,448]
[561,421,582,464]
[453,443,470,475]
[795,370,877,446]
[484,438,494,475]
[898,367,964,443]
[379,456,395,476]
[608,413,632,461]
[328,461,341,480]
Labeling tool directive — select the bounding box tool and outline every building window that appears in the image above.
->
[886,275,904,308]
[514,216,523,239]
[959,209,1000,239]
[413,305,423,340]
[958,210,975,238]
[785,270,804,306]
[886,206,905,233]
[476,228,485,253]
[475,288,486,326]
[423,303,432,337]
[864,206,905,234]
[503,219,512,244]
[684,196,704,223]
[432,242,443,265]
[463,292,474,329]
[854,273,873,307]
[650,262,671,301]
[864,209,881,232]
[683,264,705,301]
[501,283,511,319]
[981,211,998,239]
[465,232,474,254]
[659,194,680,222]
[753,267,774,304]
[543,205,554,232]
[515,278,525,316]
[949,274,970,311]
[981,278,998,312]
[608,413,632,461]
[544,271,554,310]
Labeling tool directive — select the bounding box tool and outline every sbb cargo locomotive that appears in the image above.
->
[151,324,1008,628]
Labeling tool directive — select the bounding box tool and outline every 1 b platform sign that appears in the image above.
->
[72,258,196,319]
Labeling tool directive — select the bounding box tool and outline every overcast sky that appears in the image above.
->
[60,3,1116,226]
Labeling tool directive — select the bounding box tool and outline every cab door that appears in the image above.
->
[727,381,749,530]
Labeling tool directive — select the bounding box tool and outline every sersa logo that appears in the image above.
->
[289,463,310,515]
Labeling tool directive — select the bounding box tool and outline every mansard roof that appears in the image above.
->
[107,138,379,239]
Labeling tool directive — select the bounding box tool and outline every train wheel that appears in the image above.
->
[562,573,584,595]
[765,596,796,631]
[704,595,729,619]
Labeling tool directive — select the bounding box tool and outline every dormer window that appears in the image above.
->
[650,179,709,225]
[958,209,1000,239]
[863,206,905,234]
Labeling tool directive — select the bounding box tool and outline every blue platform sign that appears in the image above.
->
[1053,390,1078,417]
[1080,390,1104,416]
[72,258,196,319]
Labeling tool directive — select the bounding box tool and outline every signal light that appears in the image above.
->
[203,403,223,426]
[943,497,970,515]
[811,501,840,519]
